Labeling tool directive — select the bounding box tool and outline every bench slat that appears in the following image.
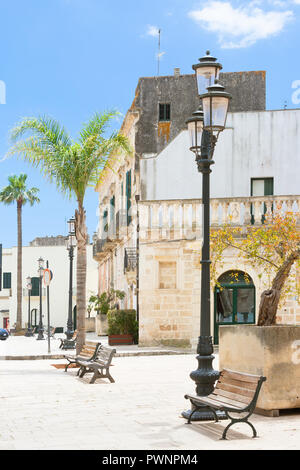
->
[215,382,255,399]
[221,369,261,383]
[219,375,257,391]
[186,394,244,411]
[213,387,252,405]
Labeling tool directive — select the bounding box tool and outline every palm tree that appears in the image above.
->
[8,112,131,352]
[0,174,40,330]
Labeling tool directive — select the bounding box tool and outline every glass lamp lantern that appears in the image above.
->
[200,82,232,136]
[67,234,77,250]
[192,51,222,96]
[26,276,32,290]
[186,108,204,155]
[68,217,76,236]
[38,257,44,276]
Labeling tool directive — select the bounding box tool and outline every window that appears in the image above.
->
[251,177,274,224]
[3,272,11,289]
[159,262,177,289]
[31,277,40,296]
[159,103,171,121]
[251,178,273,197]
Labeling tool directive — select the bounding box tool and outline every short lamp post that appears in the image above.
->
[25,276,33,337]
[182,51,232,421]
[36,257,45,340]
[66,216,76,340]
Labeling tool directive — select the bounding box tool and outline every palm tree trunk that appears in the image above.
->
[75,202,87,353]
[16,199,22,330]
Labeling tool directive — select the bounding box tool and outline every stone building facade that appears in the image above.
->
[93,65,300,347]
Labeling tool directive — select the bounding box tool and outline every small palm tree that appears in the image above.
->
[0,174,40,330]
[8,112,130,352]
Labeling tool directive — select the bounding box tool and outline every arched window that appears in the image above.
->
[214,270,255,344]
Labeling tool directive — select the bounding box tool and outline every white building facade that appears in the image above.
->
[0,239,98,331]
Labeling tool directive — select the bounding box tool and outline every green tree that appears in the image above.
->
[8,112,130,352]
[89,289,126,315]
[0,174,40,330]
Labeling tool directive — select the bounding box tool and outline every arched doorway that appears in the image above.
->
[214,270,255,345]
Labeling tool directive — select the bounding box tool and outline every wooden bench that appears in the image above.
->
[184,369,266,440]
[63,341,101,372]
[59,330,78,350]
[77,345,116,384]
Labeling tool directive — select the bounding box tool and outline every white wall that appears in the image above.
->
[0,244,98,330]
[140,109,300,200]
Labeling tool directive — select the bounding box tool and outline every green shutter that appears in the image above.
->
[264,178,273,196]
[103,209,108,235]
[3,272,11,289]
[31,277,40,296]
[126,170,132,226]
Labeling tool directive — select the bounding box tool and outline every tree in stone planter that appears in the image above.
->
[210,213,300,326]
[89,289,126,315]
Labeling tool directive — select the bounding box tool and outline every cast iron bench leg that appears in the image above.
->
[221,411,257,440]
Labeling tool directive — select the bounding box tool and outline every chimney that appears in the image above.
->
[174,68,180,77]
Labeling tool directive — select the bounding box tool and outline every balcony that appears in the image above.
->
[92,238,107,261]
[138,195,300,242]
[116,209,128,239]
[124,247,137,283]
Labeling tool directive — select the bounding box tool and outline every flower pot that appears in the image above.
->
[108,334,133,346]
[219,324,300,415]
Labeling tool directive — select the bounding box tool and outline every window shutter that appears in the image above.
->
[31,277,40,296]
[126,170,132,226]
[3,272,11,289]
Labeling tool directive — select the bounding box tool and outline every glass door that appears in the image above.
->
[214,285,255,344]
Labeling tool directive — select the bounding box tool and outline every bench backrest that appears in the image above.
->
[213,369,266,410]
[78,341,101,360]
[94,346,116,366]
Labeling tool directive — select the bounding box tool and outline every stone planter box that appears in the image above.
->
[219,325,300,415]
[95,314,108,336]
[108,334,133,346]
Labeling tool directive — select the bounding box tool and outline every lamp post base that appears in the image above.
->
[25,329,34,337]
[36,329,45,340]
[182,409,227,421]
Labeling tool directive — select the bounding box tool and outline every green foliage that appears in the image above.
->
[0,173,40,206]
[7,112,132,206]
[89,289,126,315]
[107,309,138,343]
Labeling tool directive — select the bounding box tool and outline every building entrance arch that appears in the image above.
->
[214,270,255,345]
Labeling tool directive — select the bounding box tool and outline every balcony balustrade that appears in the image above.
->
[138,195,300,241]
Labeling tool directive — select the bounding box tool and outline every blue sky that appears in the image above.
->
[0,0,300,248]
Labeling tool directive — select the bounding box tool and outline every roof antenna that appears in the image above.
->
[157,28,161,76]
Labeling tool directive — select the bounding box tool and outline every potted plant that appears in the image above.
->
[90,289,126,336]
[212,213,300,415]
[107,309,138,345]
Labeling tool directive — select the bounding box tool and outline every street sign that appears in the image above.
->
[43,268,53,286]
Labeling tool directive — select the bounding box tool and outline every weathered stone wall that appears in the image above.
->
[139,238,300,348]
[134,71,266,159]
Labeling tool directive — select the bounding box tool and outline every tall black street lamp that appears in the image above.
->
[182,51,231,421]
[66,216,76,341]
[25,275,33,337]
[135,194,140,342]
[36,257,45,340]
